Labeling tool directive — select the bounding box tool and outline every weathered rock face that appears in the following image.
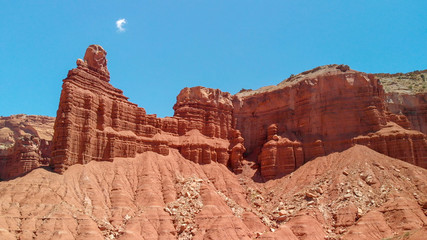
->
[259,124,304,179]
[234,65,387,158]
[0,136,51,180]
[0,115,54,179]
[82,44,110,76]
[385,92,427,134]
[353,122,427,168]
[51,45,236,173]
[0,115,55,149]
[229,129,246,173]
[374,70,427,142]
[173,86,234,139]
[233,64,427,179]
[5,53,427,182]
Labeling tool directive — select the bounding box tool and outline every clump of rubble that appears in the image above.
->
[216,190,245,217]
[165,176,203,240]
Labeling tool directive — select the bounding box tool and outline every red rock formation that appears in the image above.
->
[234,65,388,159]
[229,129,246,173]
[173,86,234,139]
[0,114,54,179]
[233,64,427,179]
[5,52,427,182]
[386,92,427,134]
[3,45,427,240]
[353,122,427,168]
[0,135,50,179]
[259,124,304,180]
[51,45,236,173]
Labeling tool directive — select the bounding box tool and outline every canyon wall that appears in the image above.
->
[0,115,54,179]
[374,70,427,135]
[385,92,427,134]
[233,65,427,179]
[51,45,237,174]
[10,45,424,181]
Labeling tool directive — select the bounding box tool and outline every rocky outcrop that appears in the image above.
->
[2,45,423,183]
[374,70,427,134]
[0,135,51,180]
[233,64,427,179]
[51,45,237,173]
[0,115,54,149]
[5,54,427,182]
[353,122,427,168]
[173,86,234,139]
[234,65,387,157]
[385,92,427,134]
[229,129,246,173]
[259,124,304,179]
[0,115,54,179]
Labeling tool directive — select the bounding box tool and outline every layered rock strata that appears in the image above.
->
[374,70,427,134]
[0,115,54,179]
[49,46,427,180]
[51,45,237,173]
[259,124,304,179]
[385,93,427,134]
[234,65,427,179]
[173,86,234,139]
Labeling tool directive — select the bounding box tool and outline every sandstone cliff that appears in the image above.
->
[375,70,427,135]
[5,47,427,182]
[234,64,426,179]
[0,114,54,179]
[51,45,237,175]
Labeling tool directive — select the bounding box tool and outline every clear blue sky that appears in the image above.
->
[1,1,426,117]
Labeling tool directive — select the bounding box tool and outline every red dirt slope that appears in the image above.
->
[0,145,425,240]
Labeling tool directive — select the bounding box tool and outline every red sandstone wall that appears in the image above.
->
[385,92,427,134]
[233,65,427,179]
[173,86,234,139]
[233,65,387,159]
[51,45,237,173]
[0,115,54,179]
[49,47,427,181]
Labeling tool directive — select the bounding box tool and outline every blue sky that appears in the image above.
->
[1,1,426,117]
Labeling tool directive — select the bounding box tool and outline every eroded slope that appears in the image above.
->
[0,145,425,240]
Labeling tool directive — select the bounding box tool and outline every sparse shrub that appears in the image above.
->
[239,88,252,93]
